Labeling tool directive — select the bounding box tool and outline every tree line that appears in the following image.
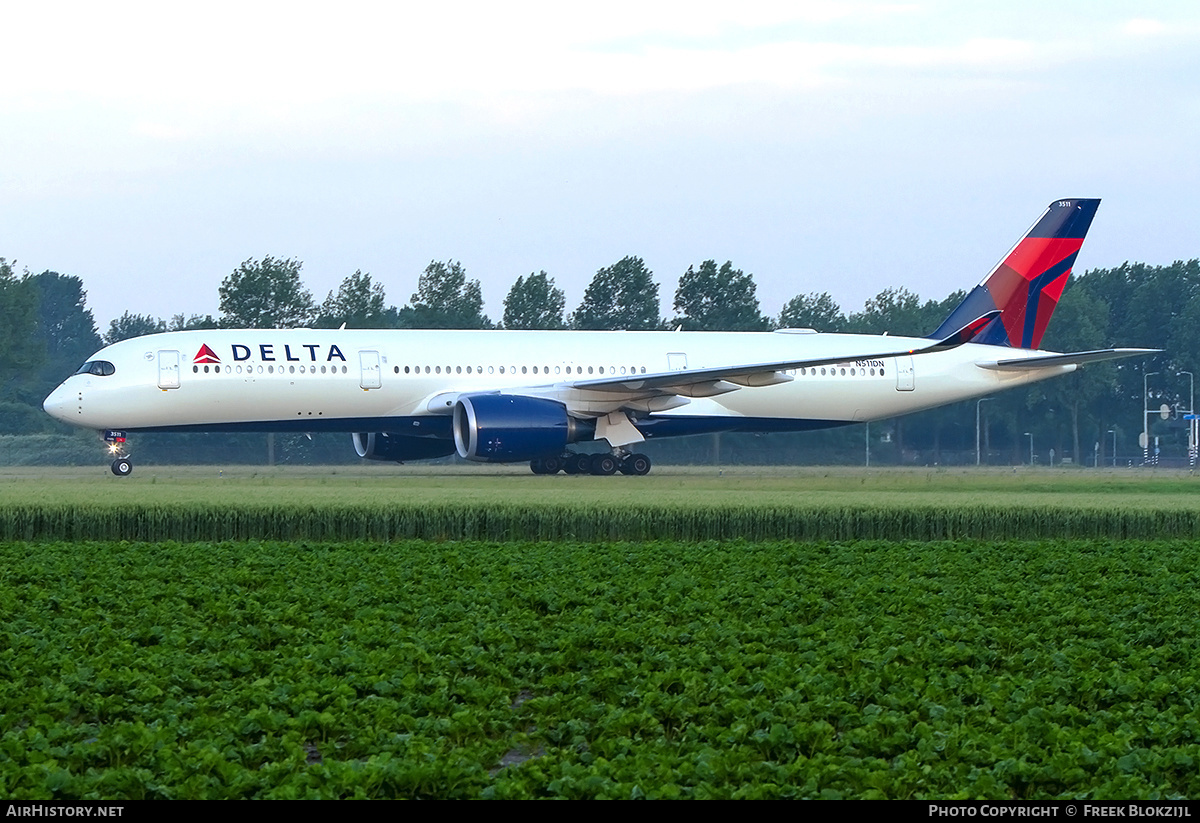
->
[2,253,1197,467]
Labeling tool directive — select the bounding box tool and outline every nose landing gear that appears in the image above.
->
[104,430,132,477]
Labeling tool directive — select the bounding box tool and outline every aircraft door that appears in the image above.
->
[359,350,381,390]
[667,352,688,371]
[895,355,915,391]
[157,350,180,389]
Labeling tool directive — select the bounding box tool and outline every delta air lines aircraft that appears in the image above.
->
[43,199,1152,476]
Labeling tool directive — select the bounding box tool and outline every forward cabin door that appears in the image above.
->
[359,350,381,390]
[895,355,915,391]
[157,350,180,389]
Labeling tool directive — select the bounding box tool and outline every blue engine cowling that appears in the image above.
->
[353,431,457,462]
[453,395,584,462]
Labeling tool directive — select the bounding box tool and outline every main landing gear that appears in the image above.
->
[530,451,652,476]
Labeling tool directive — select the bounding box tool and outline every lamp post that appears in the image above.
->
[1024,431,1034,466]
[1108,429,1116,468]
[976,397,993,466]
[1181,372,1195,469]
[1143,371,1159,466]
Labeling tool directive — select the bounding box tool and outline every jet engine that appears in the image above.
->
[452,395,588,462]
[352,431,457,462]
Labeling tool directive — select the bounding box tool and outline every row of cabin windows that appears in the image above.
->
[394,364,649,376]
[191,363,884,378]
[193,364,351,375]
[191,363,653,377]
[798,366,885,377]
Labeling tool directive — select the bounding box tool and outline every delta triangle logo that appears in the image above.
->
[194,344,221,364]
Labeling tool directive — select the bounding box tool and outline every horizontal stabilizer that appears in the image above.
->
[977,348,1159,371]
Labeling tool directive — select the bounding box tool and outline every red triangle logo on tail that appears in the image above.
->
[194,344,221,364]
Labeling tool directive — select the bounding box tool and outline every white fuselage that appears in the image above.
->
[43,328,1070,436]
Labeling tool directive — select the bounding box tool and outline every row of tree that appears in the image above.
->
[2,252,1198,467]
[104,255,787,337]
[104,255,983,340]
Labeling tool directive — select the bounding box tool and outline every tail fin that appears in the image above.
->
[930,198,1100,349]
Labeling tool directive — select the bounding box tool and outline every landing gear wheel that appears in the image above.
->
[541,455,563,474]
[565,453,592,475]
[111,458,133,477]
[591,454,618,475]
[530,457,547,474]
[620,453,652,476]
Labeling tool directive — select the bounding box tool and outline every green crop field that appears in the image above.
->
[2,467,1199,799]
[3,537,1198,799]
[4,465,1200,543]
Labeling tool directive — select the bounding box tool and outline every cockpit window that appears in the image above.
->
[74,360,116,377]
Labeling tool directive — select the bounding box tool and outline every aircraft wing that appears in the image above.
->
[976,348,1159,371]
[563,310,1002,396]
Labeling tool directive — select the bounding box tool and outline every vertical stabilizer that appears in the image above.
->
[930,199,1100,349]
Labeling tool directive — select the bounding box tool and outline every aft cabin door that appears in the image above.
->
[895,355,915,391]
[667,352,688,371]
[359,350,381,390]
[157,350,180,389]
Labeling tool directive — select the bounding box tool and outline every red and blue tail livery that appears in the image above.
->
[932,199,1100,349]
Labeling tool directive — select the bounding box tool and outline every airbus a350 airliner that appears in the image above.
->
[43,199,1152,476]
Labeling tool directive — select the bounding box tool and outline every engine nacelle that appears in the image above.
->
[352,431,457,462]
[453,395,584,462]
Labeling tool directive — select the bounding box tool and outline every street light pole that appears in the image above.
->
[1108,429,1116,468]
[1144,371,1159,466]
[976,397,993,466]
[1024,431,1034,466]
[1180,372,1196,469]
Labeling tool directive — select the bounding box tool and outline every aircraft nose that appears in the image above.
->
[42,384,73,422]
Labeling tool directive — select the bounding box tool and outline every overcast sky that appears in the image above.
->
[3,1,1198,334]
